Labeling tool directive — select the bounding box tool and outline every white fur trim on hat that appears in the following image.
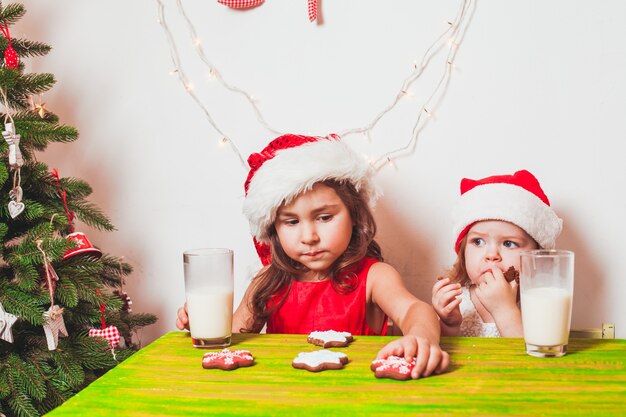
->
[243,139,380,242]
[452,182,563,250]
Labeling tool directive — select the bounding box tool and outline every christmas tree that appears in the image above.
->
[0,4,157,416]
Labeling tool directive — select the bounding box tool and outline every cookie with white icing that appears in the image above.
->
[202,348,254,370]
[370,355,416,380]
[292,349,349,372]
[307,330,353,348]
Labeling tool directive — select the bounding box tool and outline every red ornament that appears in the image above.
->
[89,325,121,348]
[217,0,263,9]
[62,231,102,260]
[0,22,19,69]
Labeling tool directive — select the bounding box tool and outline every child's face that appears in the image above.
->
[464,220,538,285]
[274,183,353,280]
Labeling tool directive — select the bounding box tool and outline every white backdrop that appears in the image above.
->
[15,0,626,343]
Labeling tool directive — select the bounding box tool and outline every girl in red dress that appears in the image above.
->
[178,134,448,378]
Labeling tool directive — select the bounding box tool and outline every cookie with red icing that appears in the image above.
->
[292,349,349,372]
[307,330,353,348]
[202,348,254,370]
[370,355,416,380]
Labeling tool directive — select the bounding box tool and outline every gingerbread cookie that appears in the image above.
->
[503,266,519,283]
[292,349,349,372]
[202,348,254,370]
[307,330,353,348]
[370,356,416,380]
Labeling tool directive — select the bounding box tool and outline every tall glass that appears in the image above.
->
[183,248,234,348]
[520,250,574,358]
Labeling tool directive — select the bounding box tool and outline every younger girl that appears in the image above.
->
[178,134,449,378]
[432,170,563,337]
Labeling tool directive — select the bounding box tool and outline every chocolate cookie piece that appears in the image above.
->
[504,266,519,283]
[307,330,353,348]
[292,349,349,372]
[371,356,416,380]
[202,348,254,370]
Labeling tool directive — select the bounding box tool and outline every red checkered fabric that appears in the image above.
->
[89,325,121,348]
[218,0,264,9]
[308,0,318,22]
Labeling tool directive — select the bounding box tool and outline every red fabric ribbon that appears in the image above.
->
[95,288,107,329]
[308,0,318,22]
[51,169,75,233]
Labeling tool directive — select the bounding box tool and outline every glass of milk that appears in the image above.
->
[520,250,574,358]
[183,248,234,348]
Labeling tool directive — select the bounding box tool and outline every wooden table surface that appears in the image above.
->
[46,332,626,416]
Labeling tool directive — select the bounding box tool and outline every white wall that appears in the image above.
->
[15,0,626,342]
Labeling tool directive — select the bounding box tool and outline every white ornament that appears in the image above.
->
[8,200,25,218]
[0,301,18,343]
[2,122,24,169]
[43,305,68,350]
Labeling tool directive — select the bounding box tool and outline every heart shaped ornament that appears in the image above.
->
[89,325,121,348]
[8,200,25,218]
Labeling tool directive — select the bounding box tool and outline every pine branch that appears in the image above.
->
[8,354,46,402]
[2,73,55,110]
[48,350,85,390]
[0,3,26,24]
[68,200,116,232]
[0,282,46,325]
[11,39,51,58]
[7,393,39,417]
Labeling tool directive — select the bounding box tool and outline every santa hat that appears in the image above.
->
[243,134,380,265]
[452,169,563,252]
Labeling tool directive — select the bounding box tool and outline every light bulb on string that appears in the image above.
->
[155,0,474,173]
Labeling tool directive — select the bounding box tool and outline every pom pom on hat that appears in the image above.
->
[452,170,563,252]
[243,134,380,265]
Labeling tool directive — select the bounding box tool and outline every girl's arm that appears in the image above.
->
[368,262,449,378]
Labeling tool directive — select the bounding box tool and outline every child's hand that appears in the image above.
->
[176,304,189,331]
[431,277,463,328]
[474,268,518,316]
[376,335,450,379]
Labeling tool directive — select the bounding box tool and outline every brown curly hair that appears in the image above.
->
[242,179,383,333]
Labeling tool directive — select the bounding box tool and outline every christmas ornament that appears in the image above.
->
[37,239,68,350]
[216,0,318,22]
[2,122,24,168]
[0,300,18,343]
[217,0,263,9]
[42,263,60,294]
[89,289,121,354]
[0,21,19,69]
[2,92,25,219]
[3,122,25,218]
[51,169,102,259]
[42,305,68,350]
[62,231,102,259]
[88,325,121,349]
[113,289,133,313]
[28,95,48,118]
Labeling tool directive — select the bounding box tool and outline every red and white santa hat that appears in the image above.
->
[243,134,380,265]
[452,169,563,252]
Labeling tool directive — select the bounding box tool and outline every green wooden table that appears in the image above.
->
[46,332,626,416]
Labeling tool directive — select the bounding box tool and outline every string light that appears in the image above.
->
[155,0,249,169]
[155,0,475,172]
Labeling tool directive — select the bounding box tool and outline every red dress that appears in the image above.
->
[266,257,388,335]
